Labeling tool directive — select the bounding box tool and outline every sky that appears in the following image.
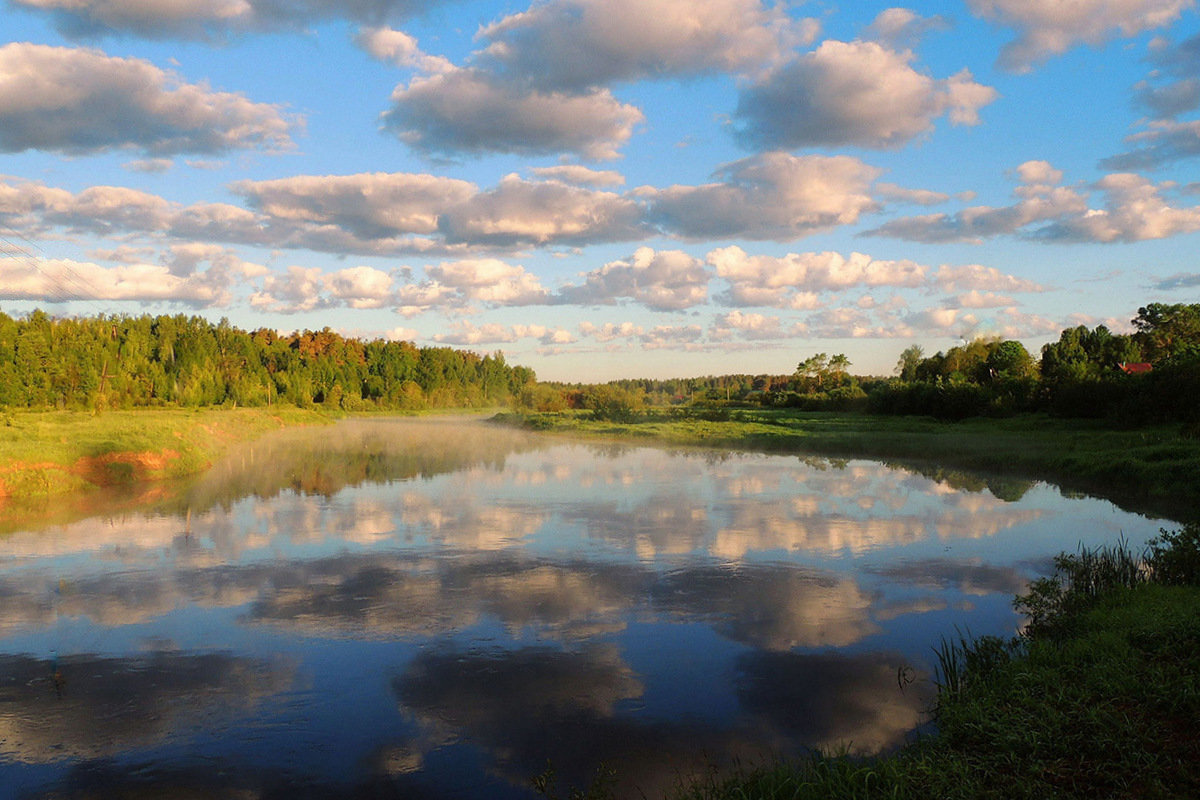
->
[1,0,1199,381]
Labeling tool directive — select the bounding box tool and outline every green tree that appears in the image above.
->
[895,344,924,381]
[1133,303,1200,363]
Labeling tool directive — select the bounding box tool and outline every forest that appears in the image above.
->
[0,310,534,411]
[2,303,1198,425]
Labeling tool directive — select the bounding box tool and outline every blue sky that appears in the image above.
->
[1,0,1198,381]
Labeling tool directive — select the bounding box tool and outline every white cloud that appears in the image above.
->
[735,40,996,150]
[935,264,1043,293]
[249,265,330,313]
[710,310,797,340]
[579,321,644,342]
[648,152,881,241]
[437,174,645,246]
[426,258,550,305]
[0,255,235,307]
[232,172,477,238]
[1039,172,1200,242]
[863,8,950,48]
[12,0,432,39]
[1103,118,1200,170]
[476,0,816,90]
[0,43,293,155]
[529,165,626,187]
[708,246,927,308]
[433,321,573,345]
[876,183,952,206]
[946,290,1018,308]
[967,0,1194,72]
[355,27,455,73]
[558,247,710,310]
[327,266,396,309]
[382,67,644,160]
[866,160,1090,242]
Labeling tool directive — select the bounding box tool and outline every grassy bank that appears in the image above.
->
[495,409,1200,520]
[0,406,330,499]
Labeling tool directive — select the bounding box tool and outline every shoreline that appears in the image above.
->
[0,407,332,501]
[492,409,1200,522]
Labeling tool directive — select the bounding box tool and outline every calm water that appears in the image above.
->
[0,418,1173,799]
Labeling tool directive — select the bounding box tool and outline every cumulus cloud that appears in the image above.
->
[876,183,952,206]
[530,165,626,187]
[433,321,574,346]
[935,263,1043,293]
[865,160,1091,242]
[709,310,798,341]
[1037,172,1200,242]
[967,0,1193,72]
[648,152,881,241]
[232,172,477,238]
[579,321,644,342]
[355,27,455,73]
[249,265,331,313]
[708,246,927,308]
[1133,77,1200,119]
[1153,271,1200,289]
[326,265,396,308]
[735,40,996,150]
[12,0,434,39]
[557,247,710,310]
[0,255,237,307]
[0,44,293,156]
[1103,118,1200,170]
[2,171,649,258]
[382,67,644,160]
[476,0,815,90]
[863,8,950,48]
[438,173,646,246]
[426,258,550,305]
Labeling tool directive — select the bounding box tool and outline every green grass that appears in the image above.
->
[495,409,1200,519]
[0,406,330,498]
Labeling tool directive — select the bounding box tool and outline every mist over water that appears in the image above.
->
[0,418,1173,798]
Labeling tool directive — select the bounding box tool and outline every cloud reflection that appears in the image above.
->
[0,651,292,763]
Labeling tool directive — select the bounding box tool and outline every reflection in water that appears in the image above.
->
[0,652,292,763]
[736,650,932,755]
[0,419,1174,798]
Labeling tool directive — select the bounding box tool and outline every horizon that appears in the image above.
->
[1,1,1198,382]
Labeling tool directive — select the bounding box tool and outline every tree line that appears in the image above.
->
[0,310,535,411]
[526,304,1200,424]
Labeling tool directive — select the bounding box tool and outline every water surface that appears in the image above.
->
[0,418,1173,798]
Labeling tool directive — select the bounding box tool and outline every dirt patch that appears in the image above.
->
[71,449,182,486]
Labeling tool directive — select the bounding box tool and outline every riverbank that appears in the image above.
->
[674,528,1200,800]
[494,409,1200,521]
[0,407,331,500]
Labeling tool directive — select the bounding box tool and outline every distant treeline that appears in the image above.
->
[0,310,534,410]
[535,303,1200,424]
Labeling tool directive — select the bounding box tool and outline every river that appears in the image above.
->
[0,417,1173,799]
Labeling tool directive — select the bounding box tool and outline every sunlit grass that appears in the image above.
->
[0,406,329,497]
